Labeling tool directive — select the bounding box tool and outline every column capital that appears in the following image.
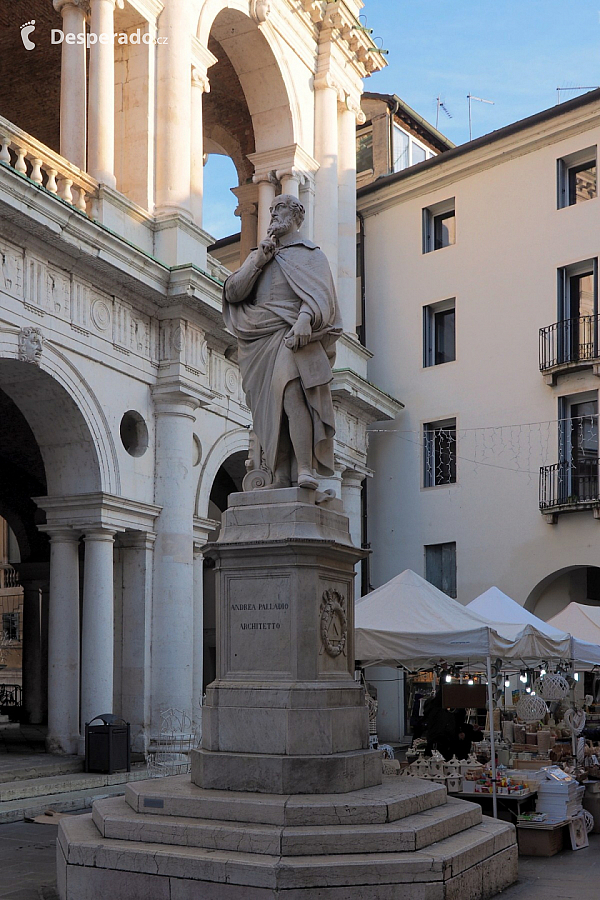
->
[314,71,345,101]
[342,468,367,487]
[83,527,117,542]
[53,0,90,13]
[235,201,258,218]
[252,171,278,186]
[275,167,306,186]
[117,531,157,550]
[39,525,81,542]
[152,385,201,417]
[192,67,210,93]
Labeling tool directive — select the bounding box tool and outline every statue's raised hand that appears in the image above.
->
[254,238,277,269]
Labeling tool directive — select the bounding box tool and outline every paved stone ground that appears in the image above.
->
[0,816,598,900]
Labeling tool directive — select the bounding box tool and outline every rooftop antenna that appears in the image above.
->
[467,94,494,141]
[435,96,452,131]
[556,86,599,104]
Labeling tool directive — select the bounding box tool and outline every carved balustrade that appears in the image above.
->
[0,115,98,214]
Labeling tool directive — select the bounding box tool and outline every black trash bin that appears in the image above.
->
[85,714,131,774]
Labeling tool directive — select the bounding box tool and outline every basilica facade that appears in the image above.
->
[0,0,398,755]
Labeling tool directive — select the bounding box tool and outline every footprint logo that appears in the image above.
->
[20,20,36,51]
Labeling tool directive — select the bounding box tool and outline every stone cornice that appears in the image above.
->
[34,493,162,533]
[358,96,600,218]
[331,369,404,422]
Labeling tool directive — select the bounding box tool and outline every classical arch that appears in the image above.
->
[0,330,119,496]
[198,2,298,153]
[196,427,250,518]
[526,564,600,621]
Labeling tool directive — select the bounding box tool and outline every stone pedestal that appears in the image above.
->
[56,489,518,899]
[193,487,379,794]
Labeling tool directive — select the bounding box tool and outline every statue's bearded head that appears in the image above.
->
[267,195,305,240]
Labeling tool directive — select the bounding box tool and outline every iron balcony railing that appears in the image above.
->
[539,458,600,511]
[539,315,600,372]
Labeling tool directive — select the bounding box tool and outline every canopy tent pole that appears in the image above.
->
[486,655,498,819]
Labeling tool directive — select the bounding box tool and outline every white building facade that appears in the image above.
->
[0,0,398,755]
[359,90,600,632]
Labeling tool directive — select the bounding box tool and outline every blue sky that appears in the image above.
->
[203,0,600,238]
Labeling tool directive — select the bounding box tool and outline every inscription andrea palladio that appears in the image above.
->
[232,601,289,630]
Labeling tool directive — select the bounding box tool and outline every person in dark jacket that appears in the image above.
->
[453,709,483,759]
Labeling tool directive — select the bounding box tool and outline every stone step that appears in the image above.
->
[125,774,449,827]
[93,793,482,856]
[0,754,83,784]
[57,811,517,897]
[0,781,137,825]
[0,768,150,824]
[0,766,148,802]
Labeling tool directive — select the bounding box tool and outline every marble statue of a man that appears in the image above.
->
[223,195,342,490]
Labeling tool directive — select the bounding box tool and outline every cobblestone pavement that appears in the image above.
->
[0,817,598,899]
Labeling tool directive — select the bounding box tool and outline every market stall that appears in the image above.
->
[356,571,600,824]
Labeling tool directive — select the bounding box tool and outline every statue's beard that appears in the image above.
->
[267,221,292,240]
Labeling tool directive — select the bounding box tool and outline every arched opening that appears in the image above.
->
[201,6,296,258]
[0,359,110,751]
[202,450,246,689]
[527,565,600,621]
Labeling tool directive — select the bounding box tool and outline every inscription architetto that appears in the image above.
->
[228,576,292,674]
[231,601,289,630]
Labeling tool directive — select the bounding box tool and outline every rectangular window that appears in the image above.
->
[423,198,456,253]
[425,542,457,598]
[411,141,427,165]
[2,611,19,642]
[392,124,409,172]
[558,392,599,503]
[558,146,597,208]
[424,300,456,366]
[356,129,374,173]
[424,418,456,486]
[556,258,598,365]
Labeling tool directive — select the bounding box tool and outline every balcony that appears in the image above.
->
[539,315,600,383]
[0,115,98,214]
[539,458,600,522]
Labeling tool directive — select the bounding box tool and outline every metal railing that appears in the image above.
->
[539,458,600,511]
[539,315,600,371]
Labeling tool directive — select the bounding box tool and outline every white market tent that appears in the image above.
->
[354,570,567,670]
[549,603,600,651]
[467,587,566,637]
[468,588,600,670]
[354,569,525,820]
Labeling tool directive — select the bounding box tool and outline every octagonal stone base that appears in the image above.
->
[57,776,519,900]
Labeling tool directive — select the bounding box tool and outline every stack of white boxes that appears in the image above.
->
[536,778,585,820]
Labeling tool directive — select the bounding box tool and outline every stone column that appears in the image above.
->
[20,575,44,724]
[80,528,116,731]
[341,469,366,552]
[314,75,340,284]
[53,0,87,170]
[151,389,198,735]
[190,68,209,226]
[88,0,116,187]
[253,173,277,242]
[192,541,205,738]
[120,532,155,754]
[155,0,192,214]
[276,168,301,199]
[338,100,360,333]
[46,529,80,754]
[232,182,259,263]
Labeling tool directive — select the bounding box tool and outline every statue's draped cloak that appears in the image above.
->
[223,239,342,476]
